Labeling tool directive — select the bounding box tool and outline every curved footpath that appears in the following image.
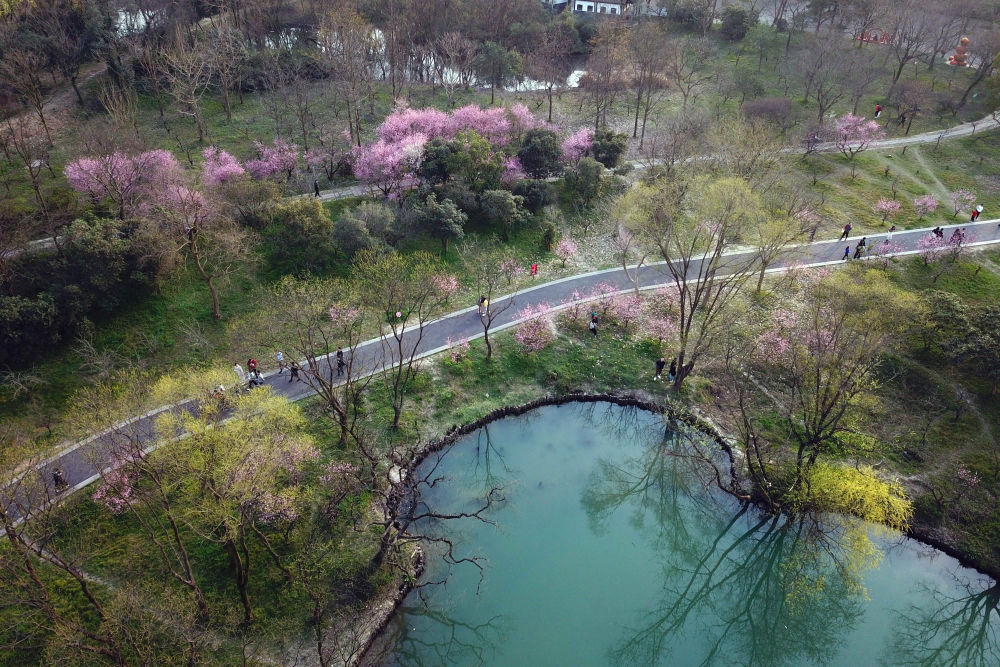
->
[5,218,1000,526]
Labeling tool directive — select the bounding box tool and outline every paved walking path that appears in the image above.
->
[5,218,1000,526]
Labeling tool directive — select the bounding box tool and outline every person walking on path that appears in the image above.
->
[52,468,67,492]
[247,357,258,373]
[843,245,851,260]
[314,180,321,197]
[589,313,598,337]
[336,347,345,377]
[853,237,867,259]
[654,357,666,381]
[887,225,896,241]
[668,359,677,383]
[234,362,246,387]
[276,350,286,374]
[840,223,852,241]
[289,361,302,383]
[875,103,882,119]
[478,295,487,316]
[972,204,983,221]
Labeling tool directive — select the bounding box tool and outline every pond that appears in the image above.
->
[379,403,1000,666]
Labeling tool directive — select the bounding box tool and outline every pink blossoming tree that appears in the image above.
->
[561,128,594,164]
[913,194,938,219]
[873,197,902,223]
[834,114,884,178]
[950,189,976,217]
[201,146,245,187]
[245,138,300,181]
[65,149,182,219]
[514,303,553,352]
[554,237,578,267]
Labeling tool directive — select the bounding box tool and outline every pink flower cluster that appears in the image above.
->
[917,233,948,264]
[201,146,245,186]
[913,194,938,218]
[91,465,135,514]
[501,156,527,184]
[835,114,884,158]
[514,303,553,352]
[561,128,594,164]
[554,237,577,266]
[352,133,428,197]
[873,197,902,222]
[375,104,536,147]
[65,149,182,217]
[320,461,359,485]
[329,305,362,327]
[432,273,460,296]
[446,336,471,362]
[950,189,976,216]
[643,315,678,345]
[245,138,300,181]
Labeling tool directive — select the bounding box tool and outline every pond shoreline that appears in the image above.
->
[357,392,1000,662]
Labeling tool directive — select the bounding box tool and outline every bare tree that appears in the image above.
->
[628,21,672,148]
[581,20,629,130]
[663,37,715,110]
[460,238,518,361]
[212,24,246,122]
[526,27,573,123]
[0,49,54,145]
[354,250,448,430]
[4,115,54,227]
[630,175,765,389]
[320,8,376,147]
[886,2,932,85]
[164,36,213,143]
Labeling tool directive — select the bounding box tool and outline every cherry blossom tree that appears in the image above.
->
[376,107,450,143]
[835,114,884,178]
[871,240,904,268]
[65,149,182,219]
[245,138,300,181]
[507,103,546,140]
[554,237,578,267]
[501,156,527,184]
[913,194,938,219]
[562,128,594,164]
[201,146,245,187]
[499,257,524,286]
[873,197,902,223]
[352,133,427,198]
[610,293,643,331]
[514,303,553,352]
[950,189,976,218]
[918,233,949,265]
[644,314,678,349]
[445,336,471,362]
[432,274,460,303]
[447,104,511,145]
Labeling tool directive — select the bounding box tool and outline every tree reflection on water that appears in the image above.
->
[889,580,1000,666]
[581,417,872,666]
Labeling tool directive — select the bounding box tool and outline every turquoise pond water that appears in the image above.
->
[379,403,1000,666]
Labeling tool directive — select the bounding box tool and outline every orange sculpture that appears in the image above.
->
[948,37,970,66]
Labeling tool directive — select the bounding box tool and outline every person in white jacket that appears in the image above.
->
[234,362,246,386]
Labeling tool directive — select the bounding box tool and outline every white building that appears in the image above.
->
[572,1,631,15]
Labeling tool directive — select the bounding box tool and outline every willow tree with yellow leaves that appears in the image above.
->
[718,265,923,523]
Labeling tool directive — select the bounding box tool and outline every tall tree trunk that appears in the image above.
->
[70,74,84,106]
[224,538,252,624]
